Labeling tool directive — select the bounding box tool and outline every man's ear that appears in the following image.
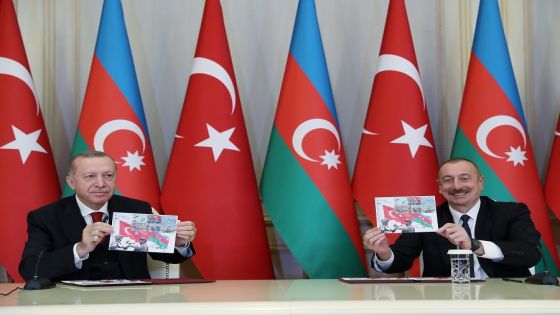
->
[65,175,75,190]
[436,178,443,194]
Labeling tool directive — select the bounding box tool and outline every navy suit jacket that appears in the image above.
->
[378,196,541,277]
[19,195,194,281]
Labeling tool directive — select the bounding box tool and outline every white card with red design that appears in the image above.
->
[109,212,177,253]
[374,196,438,233]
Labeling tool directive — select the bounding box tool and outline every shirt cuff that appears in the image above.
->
[478,240,504,261]
[175,242,193,257]
[73,243,89,269]
[373,251,395,272]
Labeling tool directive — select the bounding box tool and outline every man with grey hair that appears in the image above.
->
[20,151,196,281]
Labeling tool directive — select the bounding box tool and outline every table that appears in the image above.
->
[1,278,559,315]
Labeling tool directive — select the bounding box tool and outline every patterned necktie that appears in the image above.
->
[91,211,104,223]
[461,214,475,277]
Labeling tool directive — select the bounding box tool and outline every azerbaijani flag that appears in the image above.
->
[62,0,160,209]
[260,0,366,278]
[451,0,560,275]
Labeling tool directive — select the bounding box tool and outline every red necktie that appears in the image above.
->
[91,211,104,223]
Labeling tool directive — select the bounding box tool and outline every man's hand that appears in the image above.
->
[76,222,113,257]
[363,227,392,261]
[175,221,196,246]
[436,223,471,249]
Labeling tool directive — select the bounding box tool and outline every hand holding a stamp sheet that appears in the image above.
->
[363,227,392,261]
[175,220,197,246]
[364,196,438,261]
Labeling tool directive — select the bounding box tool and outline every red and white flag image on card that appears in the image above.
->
[0,0,60,282]
[160,0,274,280]
[352,0,442,276]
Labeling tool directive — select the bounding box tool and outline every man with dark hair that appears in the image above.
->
[19,151,196,281]
[363,157,541,278]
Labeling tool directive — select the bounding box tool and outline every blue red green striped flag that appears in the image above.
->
[260,0,366,278]
[62,0,160,209]
[451,0,560,275]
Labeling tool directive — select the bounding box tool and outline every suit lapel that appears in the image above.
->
[107,196,120,224]
[436,203,457,250]
[59,196,87,244]
[437,205,454,227]
[474,197,493,240]
[473,197,494,276]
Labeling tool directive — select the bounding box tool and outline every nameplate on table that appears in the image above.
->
[339,277,485,284]
[62,278,215,287]
[61,279,151,287]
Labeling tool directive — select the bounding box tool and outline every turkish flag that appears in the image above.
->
[383,205,404,223]
[545,115,560,220]
[0,0,60,282]
[160,0,273,280]
[352,0,441,276]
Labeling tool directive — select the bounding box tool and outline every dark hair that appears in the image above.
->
[439,157,482,176]
[67,150,116,175]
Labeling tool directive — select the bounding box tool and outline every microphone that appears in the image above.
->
[525,244,559,286]
[525,270,559,285]
[23,250,55,290]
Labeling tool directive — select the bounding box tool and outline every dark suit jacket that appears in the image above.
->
[378,196,541,277]
[19,195,194,281]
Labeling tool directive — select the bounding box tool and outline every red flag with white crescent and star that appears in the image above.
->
[0,0,60,282]
[352,0,442,276]
[160,0,274,280]
[545,115,560,221]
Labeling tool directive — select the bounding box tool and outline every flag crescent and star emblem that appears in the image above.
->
[361,54,432,159]
[0,57,48,164]
[376,54,425,106]
[475,114,528,166]
[180,57,241,162]
[385,206,400,220]
[292,118,341,170]
[93,119,147,171]
[190,57,236,114]
[363,54,424,136]
[0,57,39,114]
[94,119,146,152]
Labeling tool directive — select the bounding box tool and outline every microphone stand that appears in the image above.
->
[524,245,559,286]
[23,250,55,290]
